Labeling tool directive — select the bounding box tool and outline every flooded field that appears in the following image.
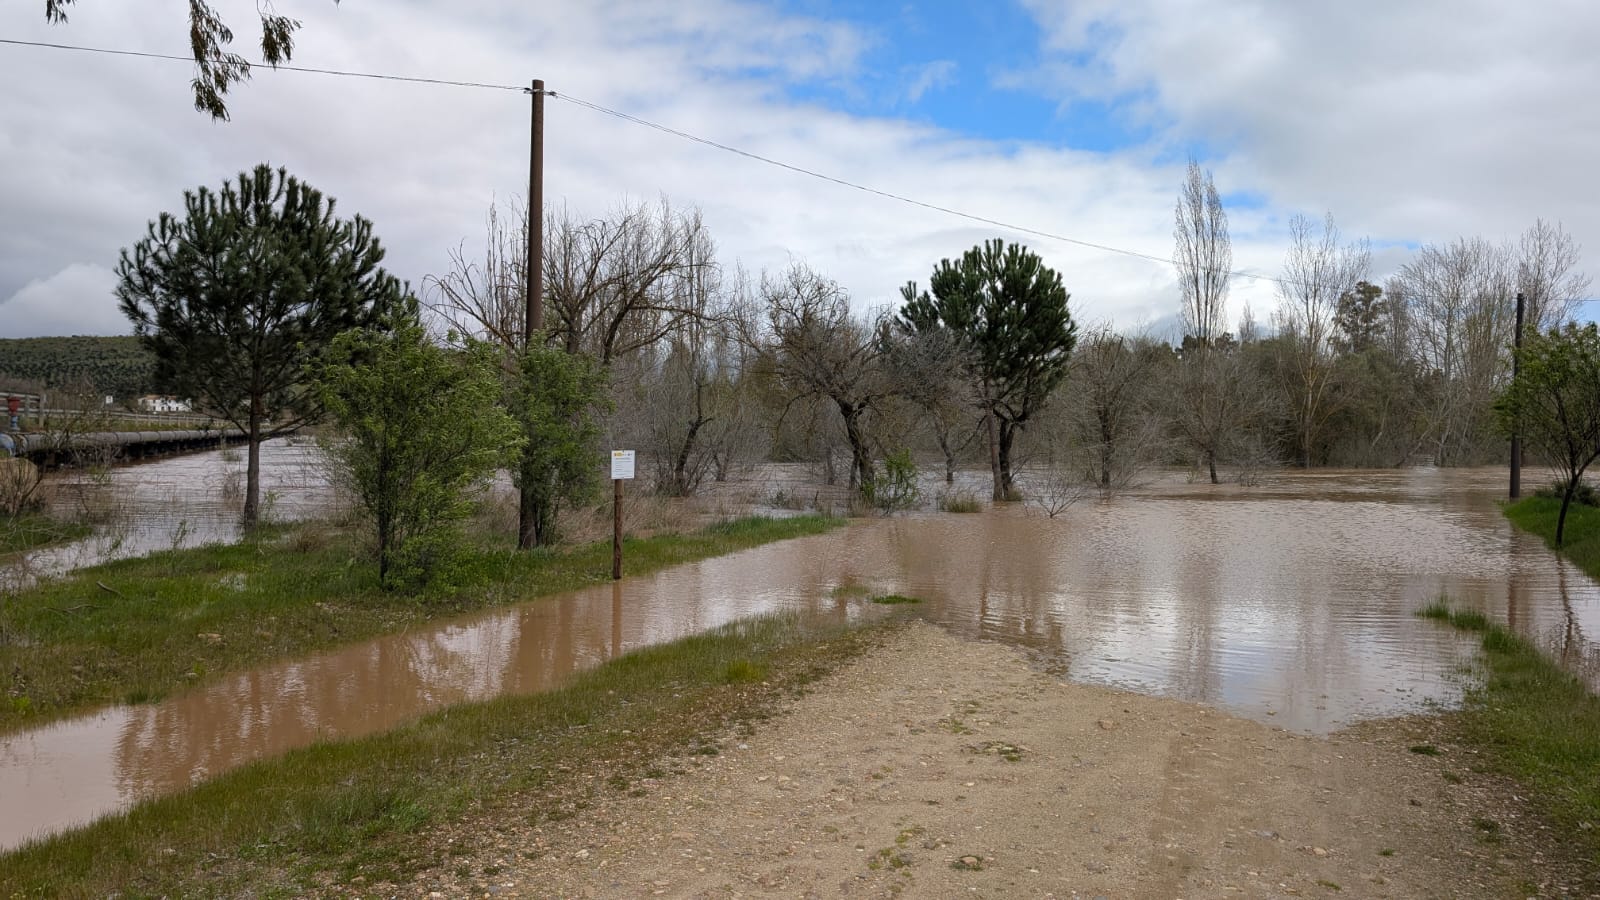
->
[3,459,1598,850]
[1,438,335,591]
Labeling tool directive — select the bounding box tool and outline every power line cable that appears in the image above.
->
[0,37,525,92]
[554,92,1596,307]
[3,36,1592,306]
[553,91,1216,278]
[0,37,1270,282]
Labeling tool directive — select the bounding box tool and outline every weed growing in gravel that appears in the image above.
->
[950,855,984,871]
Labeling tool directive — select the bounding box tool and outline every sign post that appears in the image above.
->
[610,450,635,580]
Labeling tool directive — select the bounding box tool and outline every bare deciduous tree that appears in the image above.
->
[1274,213,1370,467]
[426,200,526,352]
[756,264,888,497]
[545,198,716,365]
[883,326,977,484]
[1391,236,1516,465]
[1169,338,1276,483]
[1067,327,1169,492]
[1517,219,1590,332]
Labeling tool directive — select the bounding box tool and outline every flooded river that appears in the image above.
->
[3,459,1598,851]
[2,439,333,591]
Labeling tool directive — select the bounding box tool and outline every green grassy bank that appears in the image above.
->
[1503,494,1600,579]
[0,514,844,733]
[1418,602,1600,873]
[0,613,892,896]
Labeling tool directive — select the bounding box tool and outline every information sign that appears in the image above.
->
[611,449,635,480]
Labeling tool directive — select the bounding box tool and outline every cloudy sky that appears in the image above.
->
[2,0,1597,339]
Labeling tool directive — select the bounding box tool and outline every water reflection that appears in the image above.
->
[4,467,1600,850]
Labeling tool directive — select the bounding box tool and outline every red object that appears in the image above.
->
[5,396,19,416]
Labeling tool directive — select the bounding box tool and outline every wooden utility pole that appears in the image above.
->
[1510,291,1525,499]
[613,477,624,580]
[517,78,546,551]
[525,78,545,342]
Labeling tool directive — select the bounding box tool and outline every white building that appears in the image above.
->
[136,395,192,414]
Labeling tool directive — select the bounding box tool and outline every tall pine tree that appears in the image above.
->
[117,164,404,527]
[900,239,1078,500]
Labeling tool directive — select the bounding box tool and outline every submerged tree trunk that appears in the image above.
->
[996,418,1018,500]
[1206,447,1218,485]
[1098,410,1114,489]
[671,416,707,496]
[518,481,538,549]
[1558,482,1577,547]
[242,401,262,528]
[936,429,955,484]
[986,408,1003,501]
[840,402,874,498]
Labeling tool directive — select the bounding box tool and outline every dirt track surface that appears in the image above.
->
[404,622,1574,899]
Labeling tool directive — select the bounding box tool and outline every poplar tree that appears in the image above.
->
[116,164,404,527]
[899,239,1078,500]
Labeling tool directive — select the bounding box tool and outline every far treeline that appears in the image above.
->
[18,161,1594,589]
[0,336,157,400]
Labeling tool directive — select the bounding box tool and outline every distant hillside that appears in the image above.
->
[0,336,158,399]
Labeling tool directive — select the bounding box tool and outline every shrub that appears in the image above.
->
[866,449,922,515]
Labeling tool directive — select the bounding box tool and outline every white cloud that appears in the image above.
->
[3,0,1592,345]
[0,264,123,338]
[1016,0,1600,294]
[903,60,957,104]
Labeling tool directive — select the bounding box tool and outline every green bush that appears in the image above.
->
[866,449,922,515]
[1534,480,1600,507]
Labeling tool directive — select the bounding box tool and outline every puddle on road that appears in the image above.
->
[5,466,1599,850]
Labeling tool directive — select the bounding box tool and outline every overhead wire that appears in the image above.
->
[2,36,1592,306]
[552,91,1207,277]
[0,37,526,92]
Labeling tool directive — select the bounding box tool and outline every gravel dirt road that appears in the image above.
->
[401,622,1581,899]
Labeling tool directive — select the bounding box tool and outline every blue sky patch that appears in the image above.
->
[771,0,1157,152]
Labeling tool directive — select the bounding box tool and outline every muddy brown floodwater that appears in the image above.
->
[2,465,1597,852]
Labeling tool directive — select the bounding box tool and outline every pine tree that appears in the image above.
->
[116,164,404,527]
[899,239,1078,500]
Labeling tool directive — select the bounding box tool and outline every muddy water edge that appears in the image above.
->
[3,464,1597,852]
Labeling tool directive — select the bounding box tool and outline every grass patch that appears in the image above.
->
[938,490,982,513]
[1419,601,1600,874]
[721,658,767,684]
[0,513,92,555]
[1407,744,1440,756]
[0,613,892,896]
[870,594,921,605]
[1417,600,1452,621]
[0,514,843,734]
[1504,495,1600,580]
[1412,603,1490,633]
